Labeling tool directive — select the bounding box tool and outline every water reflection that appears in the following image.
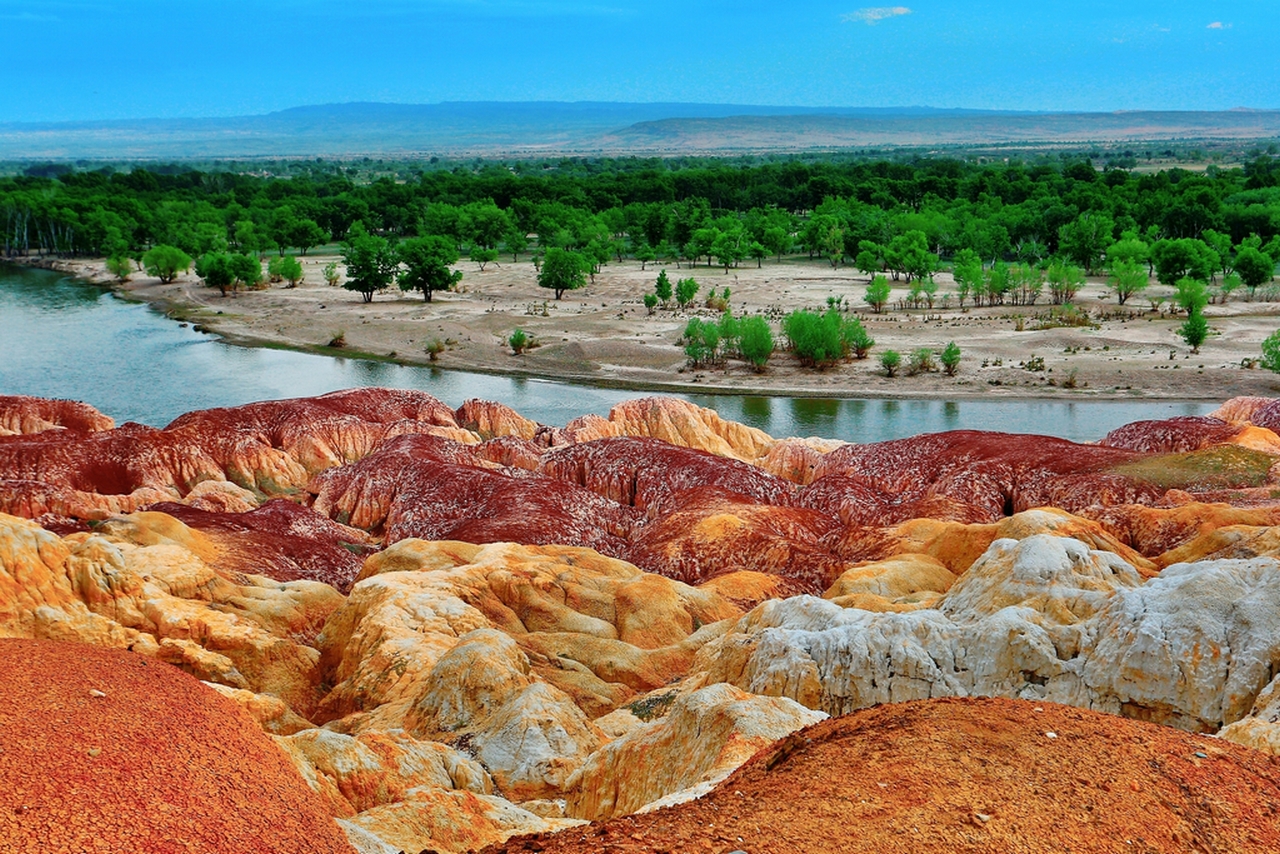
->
[0,263,1217,441]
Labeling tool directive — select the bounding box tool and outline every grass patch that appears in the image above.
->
[1110,446,1276,491]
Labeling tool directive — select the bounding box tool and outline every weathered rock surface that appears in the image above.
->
[564,682,825,820]
[0,394,114,435]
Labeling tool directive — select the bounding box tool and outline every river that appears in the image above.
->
[0,263,1214,441]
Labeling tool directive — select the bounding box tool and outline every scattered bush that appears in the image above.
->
[907,347,936,376]
[1179,309,1208,354]
[782,308,858,367]
[682,317,720,366]
[675,277,700,308]
[509,328,530,354]
[268,254,304,287]
[654,269,673,305]
[737,316,774,371]
[643,292,658,314]
[106,255,133,282]
[864,275,891,313]
[322,261,341,286]
[940,341,962,375]
[1262,329,1280,372]
[327,330,346,348]
[425,338,445,360]
[844,317,874,359]
[880,349,901,377]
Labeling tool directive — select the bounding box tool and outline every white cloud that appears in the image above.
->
[1207,21,1231,29]
[842,6,911,25]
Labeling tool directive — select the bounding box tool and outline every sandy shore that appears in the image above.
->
[21,253,1280,401]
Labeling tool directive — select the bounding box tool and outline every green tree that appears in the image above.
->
[399,235,462,302]
[635,243,656,271]
[509,328,530,354]
[1057,211,1114,274]
[287,218,326,255]
[1234,246,1275,296]
[738,316,774,371]
[951,248,983,308]
[106,255,133,282]
[940,341,962,376]
[340,222,399,303]
[1107,259,1148,305]
[538,247,587,300]
[1151,238,1218,285]
[643,292,658,314]
[654,269,673,305]
[471,246,499,271]
[1174,277,1210,314]
[229,253,262,290]
[844,316,874,359]
[142,244,192,284]
[196,251,234,297]
[1261,329,1280,372]
[879,349,901,377]
[682,318,720,366]
[268,254,304,286]
[1046,261,1085,305]
[864,274,891,314]
[1180,309,1209,354]
[675,277,700,308]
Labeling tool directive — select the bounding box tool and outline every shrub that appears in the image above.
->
[327,330,346,348]
[268,254,304,287]
[880,349,901,377]
[682,318,720,366]
[675,277,700,308]
[907,347,936,376]
[654,269,673,304]
[940,341,961,375]
[509,328,530,354]
[738,316,774,371]
[643,292,658,314]
[864,275,891,313]
[717,312,741,355]
[782,309,841,367]
[322,261,341,286]
[844,317,874,359]
[1262,329,1280,372]
[106,255,133,282]
[425,338,445,361]
[1179,309,1208,354]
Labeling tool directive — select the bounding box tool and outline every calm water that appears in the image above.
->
[0,263,1213,440]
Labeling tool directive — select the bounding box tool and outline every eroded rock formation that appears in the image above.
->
[6,392,1280,852]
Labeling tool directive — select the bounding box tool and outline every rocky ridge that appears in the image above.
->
[6,391,1280,851]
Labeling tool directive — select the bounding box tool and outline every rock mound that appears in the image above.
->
[490,697,1280,854]
[0,638,354,854]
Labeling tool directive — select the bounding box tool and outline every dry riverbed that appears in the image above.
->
[34,254,1280,401]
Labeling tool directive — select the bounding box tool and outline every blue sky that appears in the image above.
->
[0,1,1271,122]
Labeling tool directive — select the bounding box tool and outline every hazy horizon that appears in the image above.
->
[0,1,1271,123]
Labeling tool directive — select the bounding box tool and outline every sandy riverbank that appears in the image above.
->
[19,253,1280,401]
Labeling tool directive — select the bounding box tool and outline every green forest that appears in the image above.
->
[3,154,1280,300]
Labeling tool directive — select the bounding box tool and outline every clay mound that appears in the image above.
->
[0,638,354,854]
[491,697,1280,854]
[1099,415,1245,453]
[0,395,114,435]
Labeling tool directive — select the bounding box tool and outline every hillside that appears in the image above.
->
[3,102,1278,160]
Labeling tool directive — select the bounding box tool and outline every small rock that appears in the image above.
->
[1194,751,1208,758]
[89,689,106,698]
[1045,732,1057,739]
[87,748,101,758]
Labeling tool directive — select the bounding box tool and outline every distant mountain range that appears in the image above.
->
[1,102,1278,160]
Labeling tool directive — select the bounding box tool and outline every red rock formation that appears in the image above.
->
[0,394,114,435]
[0,638,354,854]
[489,697,1280,854]
[805,431,1158,524]
[310,434,640,558]
[627,487,844,594]
[1099,416,1245,453]
[539,437,795,517]
[145,499,373,593]
[455,398,540,441]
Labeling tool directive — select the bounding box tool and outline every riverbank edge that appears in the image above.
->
[5,255,1239,404]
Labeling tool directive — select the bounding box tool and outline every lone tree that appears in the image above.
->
[1234,246,1275,297]
[340,222,398,303]
[142,245,192,284]
[538,248,587,300]
[1107,259,1149,305]
[399,236,462,302]
[1180,309,1209,354]
[654,269,673,305]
